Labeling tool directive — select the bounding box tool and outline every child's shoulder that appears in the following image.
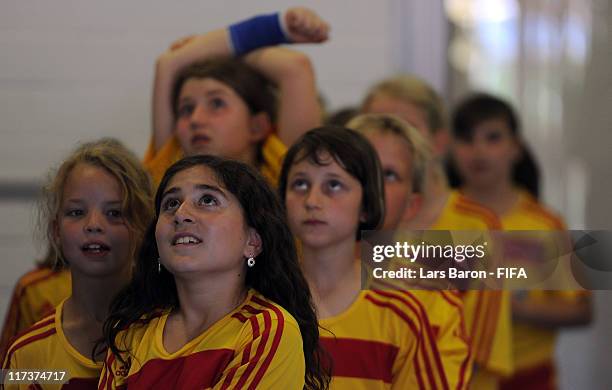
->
[436,191,501,230]
[233,290,300,330]
[227,290,303,353]
[16,266,68,290]
[4,309,57,364]
[507,191,566,230]
[362,289,436,330]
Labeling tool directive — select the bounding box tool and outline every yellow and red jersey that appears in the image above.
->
[432,191,513,388]
[98,289,304,390]
[143,134,286,187]
[431,191,501,232]
[2,299,102,390]
[501,191,566,231]
[319,289,471,390]
[0,267,71,360]
[499,190,589,389]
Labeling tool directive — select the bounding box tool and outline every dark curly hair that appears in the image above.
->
[103,155,329,389]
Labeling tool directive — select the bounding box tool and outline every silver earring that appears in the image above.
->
[247,256,256,267]
[157,258,161,273]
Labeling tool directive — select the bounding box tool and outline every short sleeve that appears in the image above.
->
[212,312,305,389]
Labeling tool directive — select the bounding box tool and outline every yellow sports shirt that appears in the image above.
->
[2,299,102,390]
[499,190,588,389]
[98,289,304,390]
[432,191,513,389]
[0,268,71,360]
[142,134,286,187]
[319,289,471,389]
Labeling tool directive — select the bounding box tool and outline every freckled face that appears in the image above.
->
[57,164,131,277]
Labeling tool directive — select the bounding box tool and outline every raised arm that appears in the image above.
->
[151,7,329,152]
[248,7,329,146]
[152,29,230,151]
[244,46,319,147]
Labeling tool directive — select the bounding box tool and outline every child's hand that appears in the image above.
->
[168,35,197,51]
[284,7,330,43]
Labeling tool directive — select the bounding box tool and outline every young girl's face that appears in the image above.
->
[452,117,520,189]
[56,163,131,277]
[155,165,255,277]
[285,152,364,250]
[174,78,264,162]
[364,130,414,230]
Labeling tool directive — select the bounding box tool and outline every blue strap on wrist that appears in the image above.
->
[228,13,289,56]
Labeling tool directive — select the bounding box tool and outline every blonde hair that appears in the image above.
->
[362,74,447,134]
[38,138,154,268]
[347,113,432,193]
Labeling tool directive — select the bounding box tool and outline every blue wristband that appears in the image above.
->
[228,13,289,56]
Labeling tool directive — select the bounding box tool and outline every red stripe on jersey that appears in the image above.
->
[242,305,265,315]
[454,202,501,230]
[480,292,501,364]
[9,268,64,334]
[4,327,56,369]
[17,268,56,295]
[250,296,285,389]
[500,361,556,390]
[100,353,114,390]
[364,294,427,387]
[470,292,488,364]
[457,339,472,390]
[468,291,485,352]
[12,315,55,341]
[439,291,462,309]
[454,194,501,229]
[477,293,493,364]
[233,309,272,389]
[231,312,249,323]
[125,348,234,389]
[242,316,258,365]
[2,314,55,365]
[472,292,497,365]
[319,337,398,383]
[396,290,450,390]
[415,356,426,389]
[439,291,470,390]
[220,315,260,390]
[365,293,420,334]
[371,290,449,390]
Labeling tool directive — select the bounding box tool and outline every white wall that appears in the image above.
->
[0,0,448,289]
[0,0,408,182]
[0,0,409,308]
[1,1,610,388]
[555,1,612,387]
[0,202,39,319]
